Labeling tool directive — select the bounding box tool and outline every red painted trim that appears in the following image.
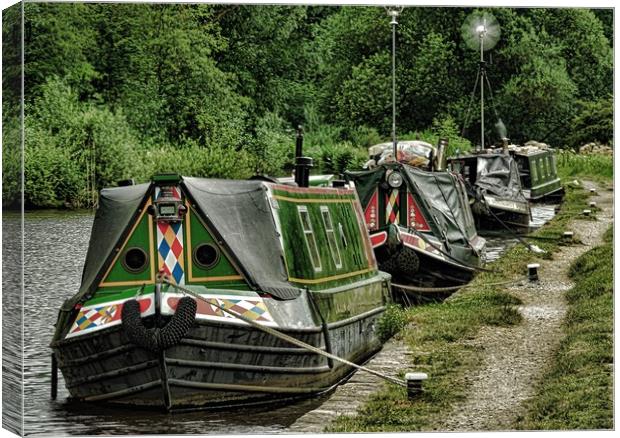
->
[370,231,388,248]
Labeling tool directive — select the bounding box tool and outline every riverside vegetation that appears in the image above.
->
[328,169,613,432]
[2,4,613,208]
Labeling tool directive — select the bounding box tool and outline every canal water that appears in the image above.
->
[3,204,556,436]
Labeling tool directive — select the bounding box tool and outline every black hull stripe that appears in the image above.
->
[66,360,158,388]
[83,380,162,402]
[168,378,329,395]
[165,358,331,374]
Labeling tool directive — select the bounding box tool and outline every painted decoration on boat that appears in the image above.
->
[406,193,430,231]
[385,189,400,224]
[364,190,379,231]
[66,295,154,338]
[165,293,276,326]
[157,221,185,285]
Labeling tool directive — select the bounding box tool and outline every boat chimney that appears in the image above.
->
[294,125,313,188]
[435,138,448,171]
[502,137,510,153]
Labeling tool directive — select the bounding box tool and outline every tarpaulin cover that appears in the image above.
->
[344,167,386,207]
[345,164,478,246]
[402,165,478,245]
[182,177,301,300]
[77,183,152,302]
[474,154,527,203]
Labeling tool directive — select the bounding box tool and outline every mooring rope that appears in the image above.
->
[161,278,407,388]
[392,275,529,294]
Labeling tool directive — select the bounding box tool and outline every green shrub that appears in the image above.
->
[376,303,408,342]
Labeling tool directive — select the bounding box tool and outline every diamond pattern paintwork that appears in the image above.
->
[158,221,185,284]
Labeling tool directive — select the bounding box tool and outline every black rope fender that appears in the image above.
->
[121,296,197,352]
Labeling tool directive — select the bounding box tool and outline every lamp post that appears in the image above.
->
[387,7,403,159]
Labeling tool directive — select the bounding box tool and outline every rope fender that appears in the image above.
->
[121,296,197,352]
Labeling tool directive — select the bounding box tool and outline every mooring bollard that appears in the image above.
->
[589,201,597,208]
[583,209,591,216]
[562,231,574,242]
[590,188,596,194]
[527,263,540,282]
[405,372,428,399]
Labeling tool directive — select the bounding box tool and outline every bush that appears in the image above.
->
[376,303,408,342]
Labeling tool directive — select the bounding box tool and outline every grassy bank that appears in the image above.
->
[514,226,613,430]
[328,182,597,432]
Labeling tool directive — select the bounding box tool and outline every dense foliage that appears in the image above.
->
[2,4,613,208]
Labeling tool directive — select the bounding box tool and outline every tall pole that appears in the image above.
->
[480,34,484,151]
[389,9,399,158]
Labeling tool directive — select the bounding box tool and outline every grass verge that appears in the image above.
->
[327,181,598,432]
[514,226,613,430]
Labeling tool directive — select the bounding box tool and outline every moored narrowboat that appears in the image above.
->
[447,152,531,234]
[50,173,390,410]
[345,140,486,288]
[507,143,564,202]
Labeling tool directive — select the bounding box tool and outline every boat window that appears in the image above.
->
[193,243,220,269]
[546,156,552,177]
[537,159,543,180]
[551,154,557,175]
[530,159,538,182]
[122,247,149,273]
[297,206,322,272]
[320,206,343,269]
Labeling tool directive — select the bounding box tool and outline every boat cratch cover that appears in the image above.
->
[474,154,527,204]
[345,164,478,246]
[69,178,305,313]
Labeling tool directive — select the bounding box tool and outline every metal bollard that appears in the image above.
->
[589,201,597,208]
[590,188,596,194]
[582,209,591,216]
[405,372,428,399]
[562,231,574,242]
[527,263,540,282]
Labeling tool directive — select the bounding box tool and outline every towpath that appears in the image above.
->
[437,180,613,431]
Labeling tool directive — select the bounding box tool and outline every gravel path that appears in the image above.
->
[438,181,613,431]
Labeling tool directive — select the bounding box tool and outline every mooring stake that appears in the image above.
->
[405,372,428,399]
[590,188,596,194]
[51,353,58,400]
[562,231,574,242]
[527,263,540,282]
[589,201,597,208]
[582,209,591,216]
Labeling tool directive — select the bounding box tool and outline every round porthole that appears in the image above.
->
[122,247,148,273]
[194,243,220,269]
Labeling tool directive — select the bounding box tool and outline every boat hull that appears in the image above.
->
[52,305,385,410]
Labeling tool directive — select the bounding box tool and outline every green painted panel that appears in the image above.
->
[185,207,249,289]
[102,213,153,284]
[276,198,374,289]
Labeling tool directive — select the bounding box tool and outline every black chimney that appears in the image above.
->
[294,125,313,187]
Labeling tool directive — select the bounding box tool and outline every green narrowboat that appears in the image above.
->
[507,144,564,202]
[447,152,531,234]
[50,174,390,410]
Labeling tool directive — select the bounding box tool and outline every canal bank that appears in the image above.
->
[291,180,612,433]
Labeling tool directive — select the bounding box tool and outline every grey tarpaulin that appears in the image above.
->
[402,165,478,245]
[474,154,527,203]
[182,177,302,300]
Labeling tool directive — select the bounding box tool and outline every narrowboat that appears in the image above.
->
[447,151,531,234]
[345,140,486,288]
[506,142,564,202]
[50,172,390,410]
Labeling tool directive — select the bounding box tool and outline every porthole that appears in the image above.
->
[122,247,148,273]
[194,243,220,269]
